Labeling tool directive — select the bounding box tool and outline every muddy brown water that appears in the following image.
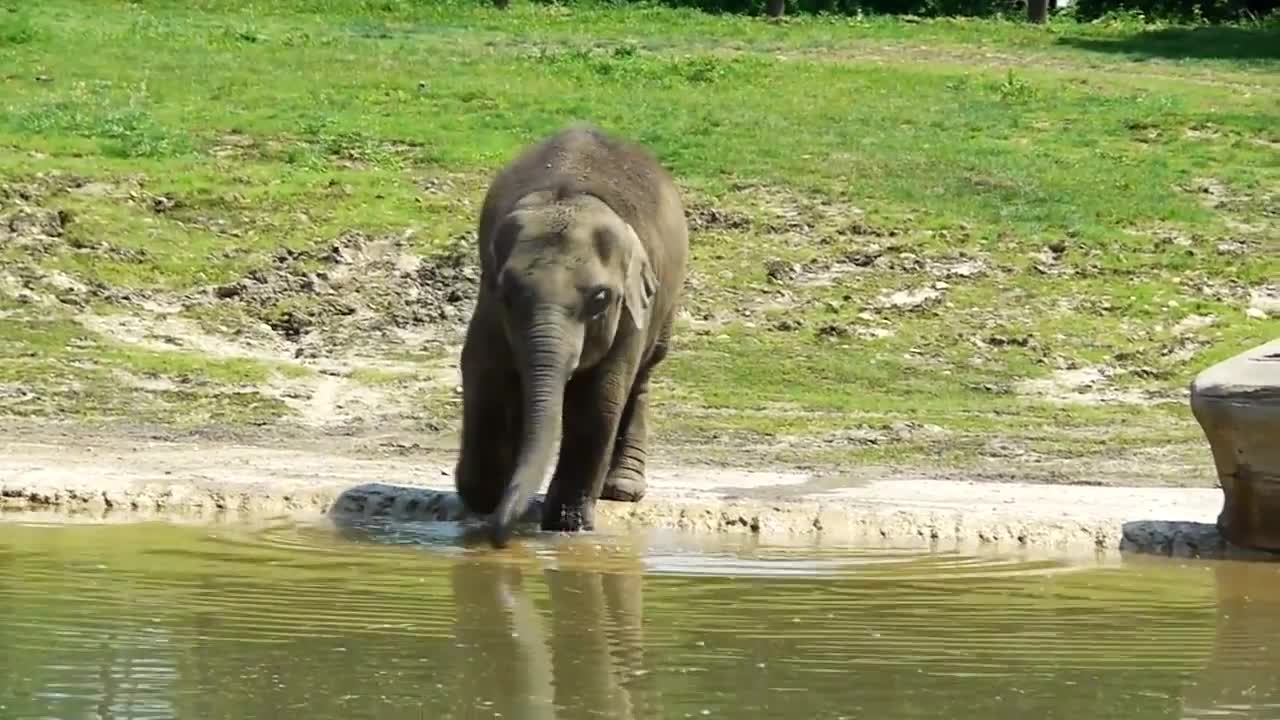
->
[1,519,1279,720]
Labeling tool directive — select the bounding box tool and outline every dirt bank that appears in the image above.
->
[0,431,1259,561]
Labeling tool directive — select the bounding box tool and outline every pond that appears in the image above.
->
[1,518,1278,719]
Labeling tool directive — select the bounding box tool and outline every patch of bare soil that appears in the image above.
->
[1,174,478,436]
[763,420,953,457]
[3,173,480,352]
[1014,366,1172,406]
[207,228,478,357]
[76,311,460,434]
[682,187,993,336]
[1180,177,1280,224]
[1,177,145,308]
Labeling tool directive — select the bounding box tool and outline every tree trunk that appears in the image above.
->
[1027,0,1049,23]
[766,0,785,18]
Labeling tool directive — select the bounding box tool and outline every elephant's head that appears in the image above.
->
[485,190,657,547]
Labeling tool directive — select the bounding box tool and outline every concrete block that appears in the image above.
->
[1190,338,1280,551]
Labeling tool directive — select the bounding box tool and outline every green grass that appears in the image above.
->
[0,0,1276,472]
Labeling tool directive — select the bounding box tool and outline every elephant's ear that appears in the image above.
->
[623,223,657,332]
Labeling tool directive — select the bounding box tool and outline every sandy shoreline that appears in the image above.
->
[0,436,1260,561]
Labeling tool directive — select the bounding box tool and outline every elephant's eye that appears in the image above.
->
[586,287,612,319]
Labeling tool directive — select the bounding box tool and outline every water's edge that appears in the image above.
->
[0,439,1270,562]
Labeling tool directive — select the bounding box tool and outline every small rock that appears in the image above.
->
[214,282,245,299]
[855,326,894,340]
[946,259,986,278]
[986,334,1032,348]
[894,252,924,271]
[763,258,798,284]
[150,195,179,214]
[1029,248,1065,275]
[1248,286,1280,316]
[68,181,119,198]
[7,208,66,238]
[1247,307,1269,320]
[43,272,88,296]
[879,287,943,311]
[1173,314,1216,335]
[844,247,884,267]
[1154,230,1193,248]
[1217,239,1248,256]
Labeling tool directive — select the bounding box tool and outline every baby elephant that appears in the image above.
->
[453,124,690,548]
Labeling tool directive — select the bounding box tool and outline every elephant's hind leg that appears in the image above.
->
[602,325,671,503]
[601,377,651,503]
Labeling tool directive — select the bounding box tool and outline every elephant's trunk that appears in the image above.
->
[490,307,579,548]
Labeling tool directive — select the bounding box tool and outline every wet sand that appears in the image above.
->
[0,436,1260,560]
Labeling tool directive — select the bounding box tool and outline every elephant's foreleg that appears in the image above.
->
[540,363,635,533]
[455,309,521,515]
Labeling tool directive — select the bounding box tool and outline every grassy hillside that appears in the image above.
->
[1,1,1276,482]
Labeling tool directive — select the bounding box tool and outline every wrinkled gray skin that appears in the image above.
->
[453,124,690,548]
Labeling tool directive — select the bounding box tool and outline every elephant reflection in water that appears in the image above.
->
[1180,559,1280,718]
[448,542,659,720]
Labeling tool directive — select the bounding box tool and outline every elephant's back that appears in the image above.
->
[495,126,683,229]
[477,125,689,285]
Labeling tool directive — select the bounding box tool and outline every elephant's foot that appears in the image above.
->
[601,469,646,503]
[541,497,596,533]
[458,485,502,516]
[456,462,503,516]
[605,417,649,503]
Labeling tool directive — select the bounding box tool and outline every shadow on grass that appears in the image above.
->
[1057,25,1280,62]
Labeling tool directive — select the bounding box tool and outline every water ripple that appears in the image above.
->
[2,519,1279,719]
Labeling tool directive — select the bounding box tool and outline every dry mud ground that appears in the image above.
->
[0,424,1253,562]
